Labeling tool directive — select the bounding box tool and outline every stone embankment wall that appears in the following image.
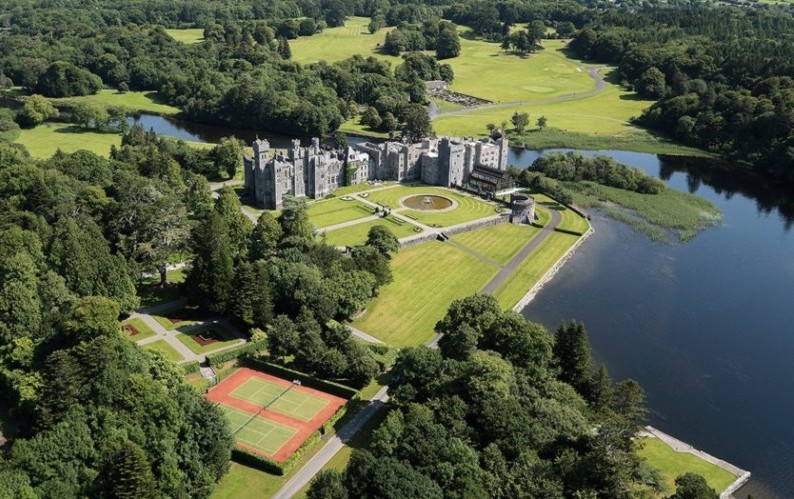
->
[641,426,751,499]
[512,224,594,312]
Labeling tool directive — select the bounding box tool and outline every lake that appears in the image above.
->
[132,113,794,497]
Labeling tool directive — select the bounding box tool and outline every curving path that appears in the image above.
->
[430,66,607,121]
[271,210,566,499]
[480,209,561,295]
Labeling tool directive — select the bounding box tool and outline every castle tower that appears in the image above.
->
[498,137,509,171]
[510,193,536,224]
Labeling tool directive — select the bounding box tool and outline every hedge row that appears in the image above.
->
[206,339,267,367]
[242,357,359,399]
[182,360,200,374]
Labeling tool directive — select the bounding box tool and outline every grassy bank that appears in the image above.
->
[507,127,710,157]
[493,231,581,308]
[15,123,121,157]
[50,89,180,116]
[566,181,722,243]
[14,122,210,158]
[637,438,737,496]
[353,241,498,346]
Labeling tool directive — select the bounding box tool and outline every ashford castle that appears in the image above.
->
[243,136,512,209]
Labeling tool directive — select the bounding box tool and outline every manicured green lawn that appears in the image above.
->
[492,232,580,308]
[353,241,498,346]
[637,437,737,497]
[290,17,403,65]
[211,462,286,499]
[331,181,396,196]
[444,38,594,102]
[51,89,180,115]
[433,80,653,139]
[15,123,121,158]
[142,340,185,363]
[365,185,501,227]
[166,28,205,44]
[175,324,239,354]
[152,306,207,330]
[322,216,420,247]
[307,197,374,228]
[451,223,541,265]
[531,193,590,234]
[121,318,157,341]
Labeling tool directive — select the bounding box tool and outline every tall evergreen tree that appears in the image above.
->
[184,213,234,313]
[107,442,157,499]
[214,187,253,260]
[279,195,314,242]
[249,211,283,261]
[553,320,592,396]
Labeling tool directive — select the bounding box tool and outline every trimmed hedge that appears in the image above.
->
[231,448,284,475]
[206,338,267,367]
[182,360,200,374]
[242,357,359,399]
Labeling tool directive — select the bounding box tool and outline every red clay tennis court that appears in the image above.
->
[206,367,347,462]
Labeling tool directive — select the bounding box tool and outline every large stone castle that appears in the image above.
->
[243,136,512,209]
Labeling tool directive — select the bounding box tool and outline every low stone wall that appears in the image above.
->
[512,224,594,312]
[399,232,438,248]
[442,214,509,237]
[642,426,751,499]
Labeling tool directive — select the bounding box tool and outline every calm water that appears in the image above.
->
[516,150,794,498]
[134,114,794,497]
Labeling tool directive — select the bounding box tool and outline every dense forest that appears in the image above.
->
[307,295,715,498]
[2,0,791,184]
[569,7,794,184]
[0,0,787,496]
[0,119,400,495]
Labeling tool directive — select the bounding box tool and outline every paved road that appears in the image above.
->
[480,209,562,295]
[272,387,390,499]
[431,66,607,121]
[346,325,385,345]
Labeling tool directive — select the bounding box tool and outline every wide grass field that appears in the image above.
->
[142,340,184,363]
[14,121,208,159]
[451,223,541,264]
[51,89,180,115]
[492,231,580,308]
[307,198,374,228]
[15,123,121,158]
[323,216,420,247]
[445,38,594,102]
[365,185,501,227]
[352,241,498,346]
[289,17,402,65]
[637,438,737,496]
[166,28,205,44]
[433,78,654,138]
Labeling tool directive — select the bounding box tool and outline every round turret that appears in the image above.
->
[510,194,536,225]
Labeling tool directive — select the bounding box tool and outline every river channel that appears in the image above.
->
[133,113,794,497]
